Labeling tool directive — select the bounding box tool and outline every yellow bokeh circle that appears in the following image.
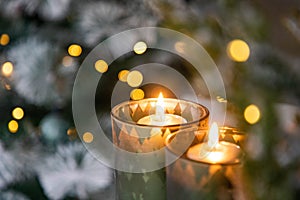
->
[83,132,94,143]
[118,70,129,82]
[68,44,82,57]
[127,70,143,87]
[227,39,250,62]
[130,89,145,100]
[133,41,147,55]
[8,120,18,133]
[244,104,260,124]
[1,61,14,76]
[12,107,24,120]
[94,60,108,73]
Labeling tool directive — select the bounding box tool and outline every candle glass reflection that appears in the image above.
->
[166,126,245,200]
[111,98,209,200]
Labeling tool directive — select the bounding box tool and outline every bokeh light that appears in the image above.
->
[118,70,129,82]
[227,39,250,62]
[0,34,10,46]
[174,42,185,53]
[94,60,108,73]
[67,128,77,140]
[127,70,143,87]
[133,41,147,54]
[12,107,24,120]
[244,104,261,124]
[68,44,82,57]
[8,120,18,133]
[130,89,145,100]
[1,61,14,77]
[62,56,74,67]
[83,132,94,143]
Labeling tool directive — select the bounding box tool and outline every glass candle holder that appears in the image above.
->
[111,98,209,200]
[166,129,246,200]
[219,126,247,148]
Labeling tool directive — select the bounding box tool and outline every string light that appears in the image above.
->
[94,60,108,73]
[133,41,147,54]
[127,70,143,87]
[8,120,18,133]
[244,104,261,124]
[1,61,14,77]
[227,39,250,62]
[68,44,82,57]
[12,107,24,120]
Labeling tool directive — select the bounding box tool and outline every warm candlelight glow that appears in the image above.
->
[137,93,187,126]
[208,122,219,148]
[187,122,242,164]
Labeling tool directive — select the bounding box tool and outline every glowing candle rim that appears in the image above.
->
[111,98,209,128]
[186,141,242,165]
[137,113,187,126]
[185,123,243,165]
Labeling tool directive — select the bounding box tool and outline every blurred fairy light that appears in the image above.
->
[83,132,94,143]
[130,89,145,100]
[133,41,147,54]
[1,61,14,77]
[127,70,143,87]
[118,70,129,82]
[12,107,24,120]
[94,60,108,73]
[8,120,18,133]
[244,104,261,124]
[68,44,82,57]
[0,34,10,46]
[227,39,250,62]
[62,56,73,67]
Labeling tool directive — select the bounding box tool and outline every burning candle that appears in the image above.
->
[187,122,241,164]
[166,123,246,200]
[137,93,187,126]
[111,93,209,200]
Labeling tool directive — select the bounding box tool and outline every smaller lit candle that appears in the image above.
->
[137,93,187,126]
[187,122,241,164]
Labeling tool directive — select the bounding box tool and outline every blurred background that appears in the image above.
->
[0,0,300,199]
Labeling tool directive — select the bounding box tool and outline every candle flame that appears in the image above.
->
[155,92,165,120]
[208,122,219,148]
[157,92,164,105]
